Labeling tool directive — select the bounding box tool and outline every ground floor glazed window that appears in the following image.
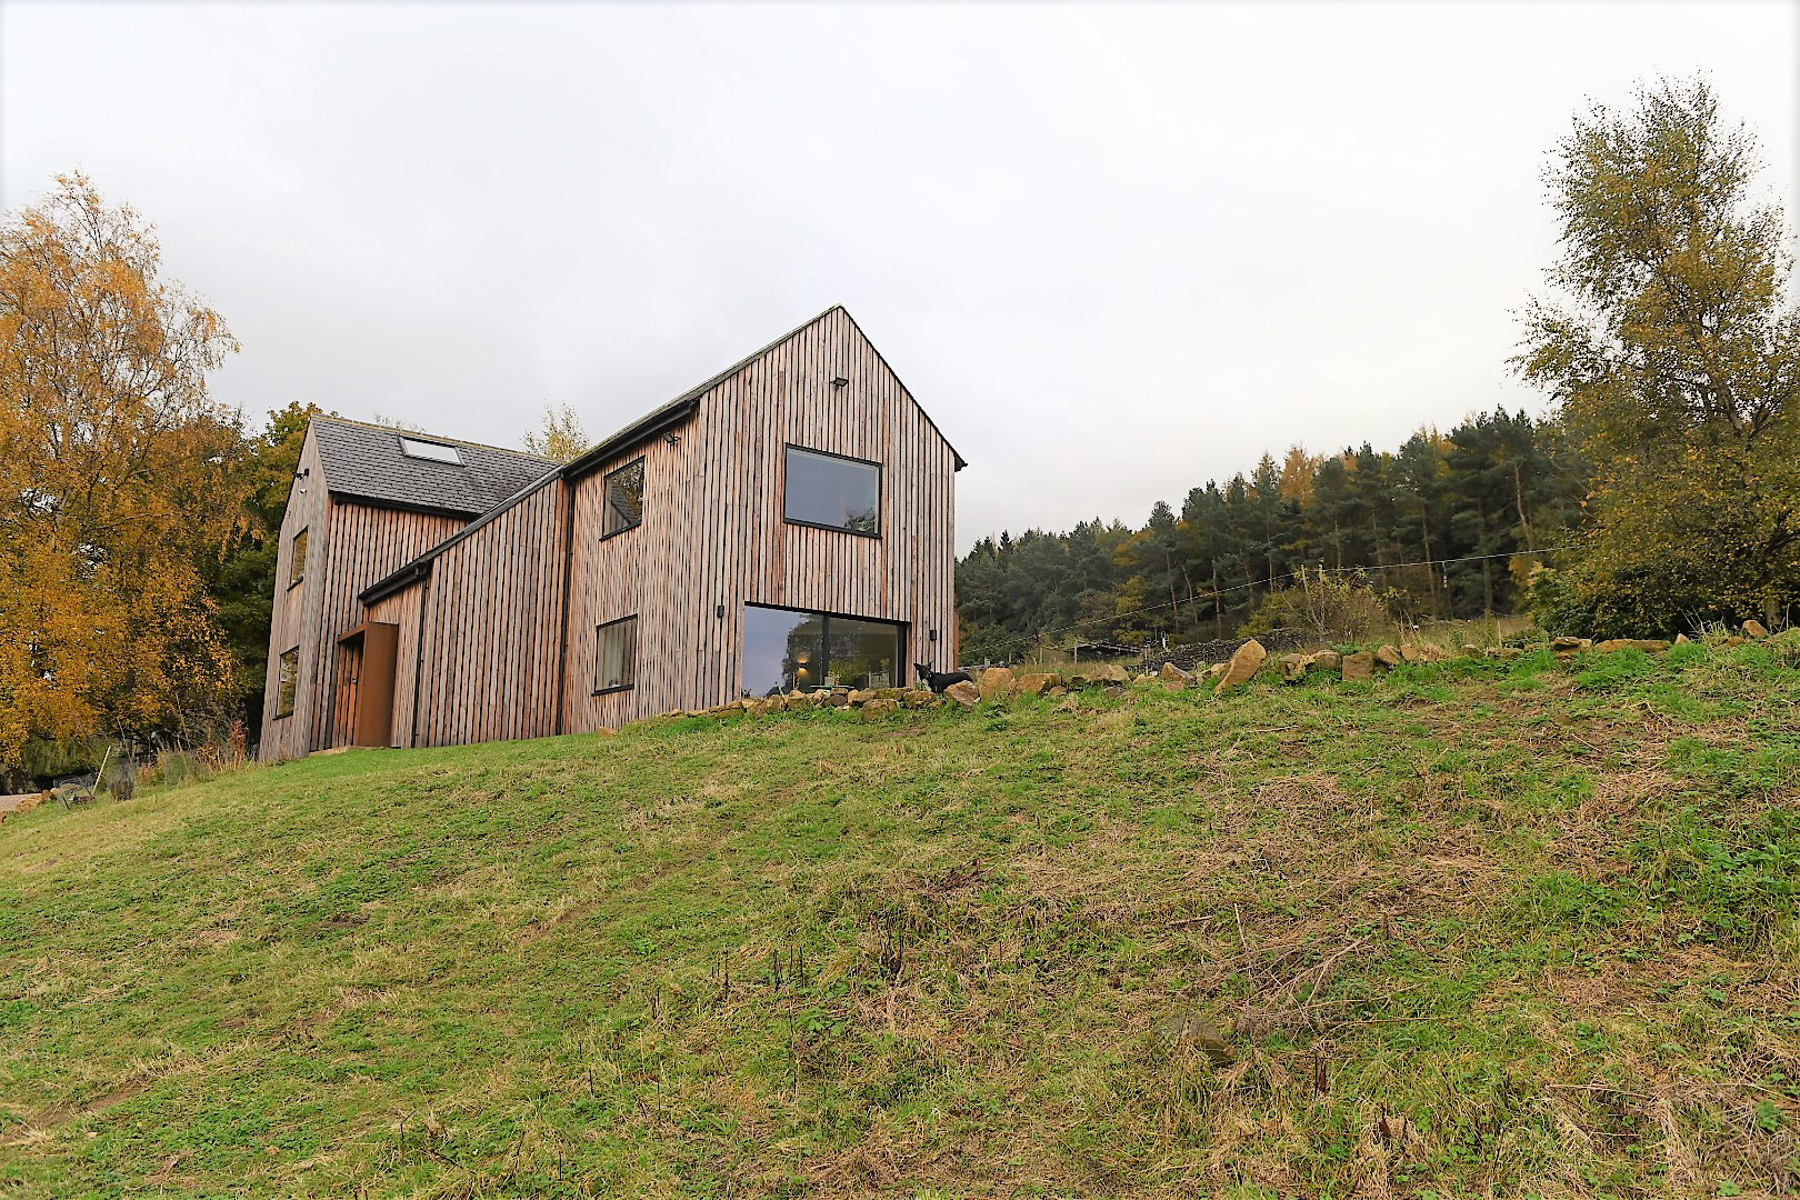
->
[741,605,902,698]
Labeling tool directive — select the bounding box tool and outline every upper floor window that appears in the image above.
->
[276,647,300,717]
[784,446,880,536]
[289,528,308,587]
[594,616,638,694]
[400,436,463,465]
[603,459,645,537]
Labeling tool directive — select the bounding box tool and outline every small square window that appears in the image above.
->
[276,647,300,717]
[399,437,463,465]
[289,528,308,587]
[594,616,638,694]
[603,460,645,537]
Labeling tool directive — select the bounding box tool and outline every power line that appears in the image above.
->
[1033,543,1576,640]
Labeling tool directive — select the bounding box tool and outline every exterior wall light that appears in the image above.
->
[829,375,849,389]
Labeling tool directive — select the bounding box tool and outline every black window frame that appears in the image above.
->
[593,615,639,695]
[782,444,882,539]
[288,527,308,589]
[275,646,300,718]
[601,458,646,540]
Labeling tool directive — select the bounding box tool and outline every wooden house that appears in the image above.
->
[260,306,963,759]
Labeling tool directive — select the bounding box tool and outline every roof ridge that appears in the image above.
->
[313,414,556,463]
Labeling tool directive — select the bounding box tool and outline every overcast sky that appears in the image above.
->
[4,1,1796,549]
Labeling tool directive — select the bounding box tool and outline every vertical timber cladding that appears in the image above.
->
[556,306,959,727]
[409,480,569,747]
[700,308,959,706]
[306,502,464,754]
[260,429,330,761]
[561,422,700,729]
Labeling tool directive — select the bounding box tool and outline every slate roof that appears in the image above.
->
[312,417,557,517]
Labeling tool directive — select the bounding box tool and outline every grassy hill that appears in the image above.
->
[3,639,1799,1198]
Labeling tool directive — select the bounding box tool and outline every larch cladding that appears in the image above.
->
[562,306,959,728]
[405,480,569,747]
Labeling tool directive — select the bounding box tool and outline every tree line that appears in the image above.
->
[955,412,1589,661]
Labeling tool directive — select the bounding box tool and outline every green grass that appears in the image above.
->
[4,637,1800,1197]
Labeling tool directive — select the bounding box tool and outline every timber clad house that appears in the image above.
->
[259,306,963,760]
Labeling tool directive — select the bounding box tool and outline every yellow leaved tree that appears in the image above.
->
[0,173,243,769]
[1516,79,1800,635]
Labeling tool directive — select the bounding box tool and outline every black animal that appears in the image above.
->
[914,662,972,693]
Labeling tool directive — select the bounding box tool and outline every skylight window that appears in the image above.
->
[399,437,463,465]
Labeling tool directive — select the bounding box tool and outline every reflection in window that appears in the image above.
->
[604,460,644,536]
[289,528,308,586]
[742,605,901,697]
[784,447,879,535]
[276,647,299,717]
[595,616,637,693]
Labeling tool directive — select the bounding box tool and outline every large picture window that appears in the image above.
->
[594,616,638,694]
[741,605,902,698]
[784,446,879,536]
[603,460,645,537]
[276,647,300,717]
[288,528,308,587]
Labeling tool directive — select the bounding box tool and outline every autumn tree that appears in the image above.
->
[524,402,590,463]
[1516,78,1800,633]
[0,173,242,768]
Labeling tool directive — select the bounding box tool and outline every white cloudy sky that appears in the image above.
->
[3,0,1796,549]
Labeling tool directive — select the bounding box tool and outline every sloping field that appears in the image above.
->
[3,638,1798,1198]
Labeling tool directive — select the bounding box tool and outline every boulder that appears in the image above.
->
[1016,672,1059,696]
[1206,662,1228,681]
[1311,649,1342,672]
[1214,638,1267,694]
[901,688,937,708]
[1745,620,1770,639]
[1341,651,1374,682]
[978,667,1017,700]
[1419,643,1451,663]
[1675,633,1691,645]
[826,690,851,708]
[1077,663,1130,686]
[1550,636,1591,654]
[1375,644,1403,668]
[861,698,900,719]
[1278,652,1310,682]
[1593,638,1671,654]
[1400,643,1424,663]
[944,680,981,708]
[1046,685,1068,696]
[847,689,877,707]
[1158,662,1194,691]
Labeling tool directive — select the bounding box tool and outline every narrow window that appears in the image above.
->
[784,447,880,536]
[399,436,463,465]
[288,528,308,587]
[276,647,300,717]
[603,460,645,537]
[594,616,638,694]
